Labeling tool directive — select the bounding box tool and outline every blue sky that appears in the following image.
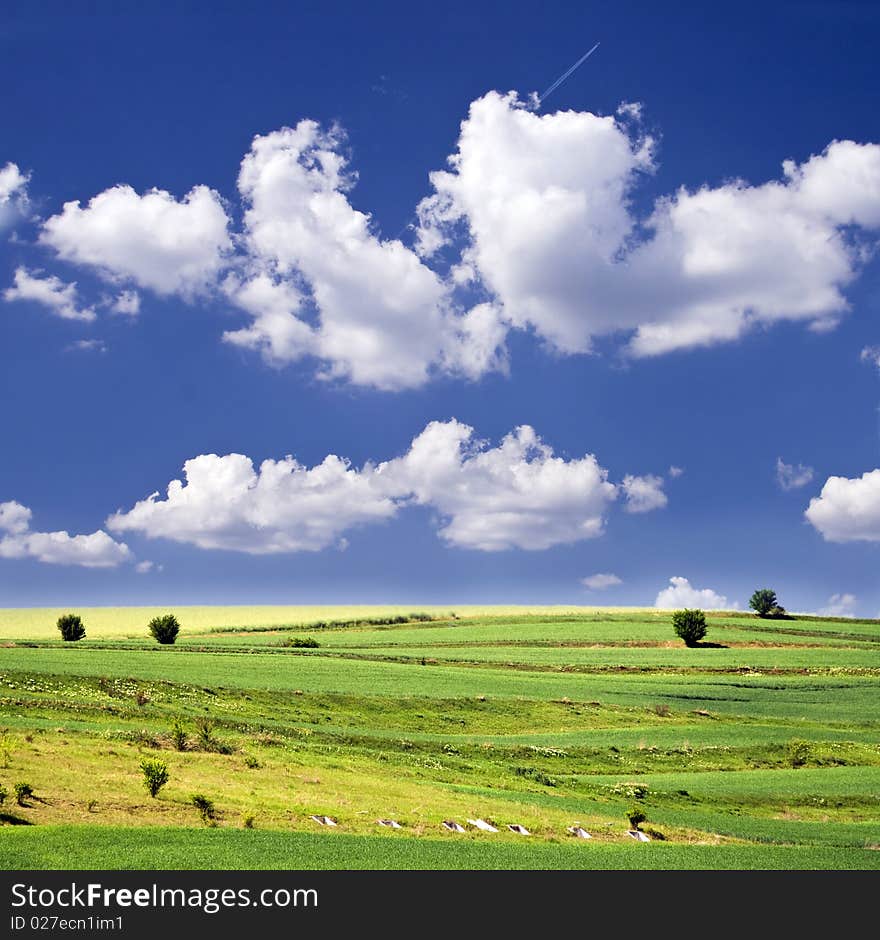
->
[1,0,878,613]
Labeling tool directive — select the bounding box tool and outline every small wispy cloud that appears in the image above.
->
[581,572,622,590]
[776,457,814,491]
[817,593,857,618]
[860,346,880,370]
[67,338,107,353]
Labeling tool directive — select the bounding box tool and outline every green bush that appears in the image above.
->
[56,614,86,642]
[140,758,169,798]
[0,783,7,805]
[672,608,707,646]
[148,614,180,645]
[170,719,187,752]
[191,793,216,824]
[14,782,34,806]
[284,637,320,648]
[193,717,232,754]
[749,589,778,618]
[787,739,811,768]
[627,807,647,830]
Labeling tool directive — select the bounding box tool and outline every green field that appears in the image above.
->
[0,606,878,870]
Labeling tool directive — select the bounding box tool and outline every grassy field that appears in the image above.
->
[0,606,877,870]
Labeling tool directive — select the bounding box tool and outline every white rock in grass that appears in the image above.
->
[377,819,403,829]
[627,830,650,842]
[442,820,466,833]
[507,824,531,835]
[567,826,592,839]
[467,818,499,832]
[309,815,338,827]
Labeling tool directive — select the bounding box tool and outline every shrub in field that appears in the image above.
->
[627,807,647,830]
[243,814,255,829]
[749,589,778,618]
[57,614,86,642]
[787,739,811,768]
[140,758,169,798]
[0,732,17,768]
[170,720,187,752]
[243,754,260,769]
[192,793,216,824]
[672,608,707,646]
[148,614,180,645]
[14,782,34,806]
[193,717,232,754]
[284,637,320,648]
[0,784,7,805]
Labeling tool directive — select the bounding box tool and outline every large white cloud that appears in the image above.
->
[376,420,620,550]
[4,267,96,322]
[27,95,880,386]
[40,184,231,297]
[106,451,397,553]
[0,500,131,568]
[805,469,880,542]
[231,122,507,389]
[107,420,657,554]
[655,576,732,610]
[417,92,880,358]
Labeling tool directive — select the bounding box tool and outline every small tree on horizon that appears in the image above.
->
[56,613,86,642]
[672,609,707,647]
[148,614,180,645]
[750,589,778,618]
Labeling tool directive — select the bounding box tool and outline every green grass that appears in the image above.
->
[1,827,877,870]
[0,605,877,869]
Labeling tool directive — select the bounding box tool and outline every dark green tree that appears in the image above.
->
[56,613,86,641]
[140,758,169,798]
[749,589,778,618]
[148,613,180,645]
[672,609,707,647]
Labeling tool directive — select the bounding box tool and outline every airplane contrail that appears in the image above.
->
[538,42,600,106]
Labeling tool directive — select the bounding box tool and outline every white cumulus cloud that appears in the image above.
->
[28,95,880,387]
[4,267,96,321]
[377,420,620,550]
[0,500,131,568]
[805,469,880,542]
[107,420,654,554]
[0,161,29,229]
[621,474,668,513]
[655,576,732,610]
[231,122,507,389]
[417,92,880,359]
[581,572,622,590]
[776,457,815,491]
[107,451,399,554]
[40,184,231,297]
